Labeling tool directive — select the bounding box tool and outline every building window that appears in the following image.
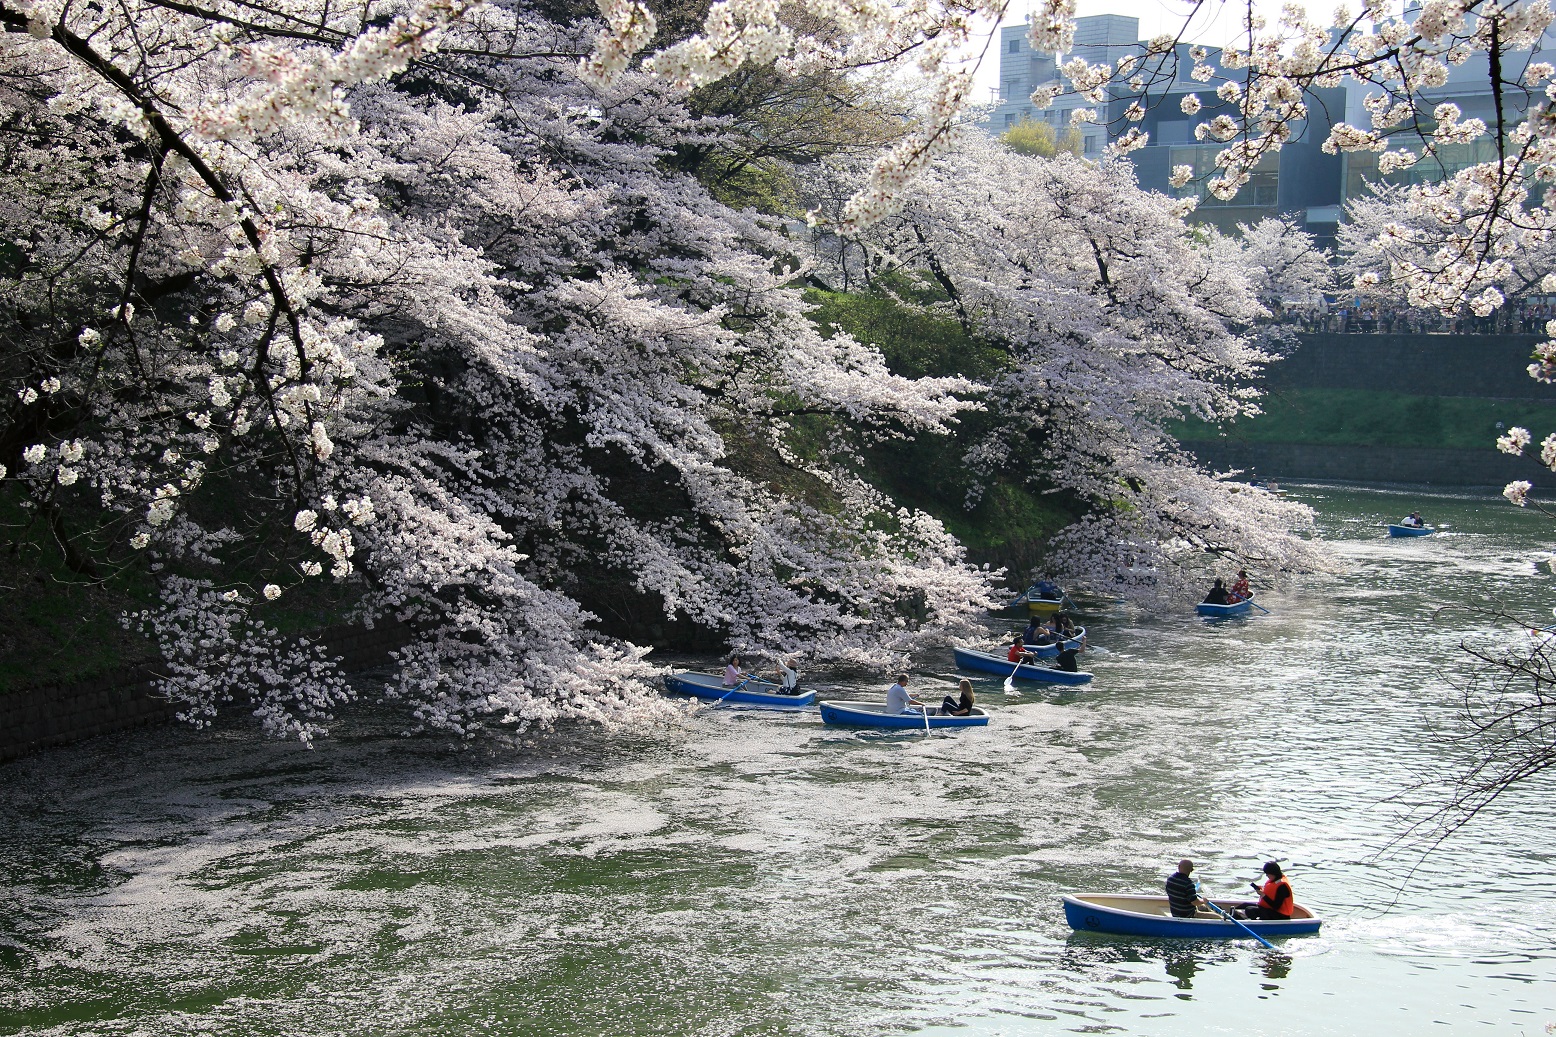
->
[1084,135,1100,155]
[1009,38,1020,53]
[1004,113,1016,127]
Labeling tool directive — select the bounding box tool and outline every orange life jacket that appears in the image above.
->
[1259,876,1294,918]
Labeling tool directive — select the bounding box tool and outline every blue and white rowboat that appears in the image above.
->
[1387,524,1434,537]
[951,646,1093,685]
[818,700,989,729]
[1196,599,1253,618]
[1062,894,1322,939]
[663,671,817,707]
[1023,627,1086,659]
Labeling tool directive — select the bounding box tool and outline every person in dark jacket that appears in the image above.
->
[1166,859,1205,918]
[1203,578,1231,605]
[1052,636,1086,672]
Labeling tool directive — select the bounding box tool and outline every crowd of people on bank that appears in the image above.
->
[1284,299,1556,335]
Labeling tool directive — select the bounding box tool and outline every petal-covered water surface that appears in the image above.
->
[2,485,1554,1036]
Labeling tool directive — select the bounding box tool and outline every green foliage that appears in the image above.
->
[1172,388,1556,450]
[804,286,1006,380]
[1002,117,1084,159]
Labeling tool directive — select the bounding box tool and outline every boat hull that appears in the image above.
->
[1387,524,1434,537]
[818,700,989,729]
[1196,600,1252,618]
[1023,627,1085,659]
[1062,894,1322,939]
[664,671,817,707]
[951,646,1093,685]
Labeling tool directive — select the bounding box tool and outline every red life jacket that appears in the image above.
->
[1259,876,1294,918]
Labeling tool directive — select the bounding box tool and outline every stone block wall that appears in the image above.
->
[0,620,413,764]
[1268,333,1549,400]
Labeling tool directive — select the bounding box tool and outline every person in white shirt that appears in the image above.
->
[775,656,800,694]
[885,673,921,714]
[723,656,745,687]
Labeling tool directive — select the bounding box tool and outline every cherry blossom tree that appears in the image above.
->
[804,135,1330,606]
[0,0,1005,740]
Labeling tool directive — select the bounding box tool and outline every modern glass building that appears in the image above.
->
[983,8,1556,244]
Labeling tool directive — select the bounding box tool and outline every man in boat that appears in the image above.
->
[1165,860,1206,918]
[1235,861,1296,920]
[1032,578,1062,601]
[1401,512,1424,528]
[1007,635,1037,665]
[1229,570,1251,603]
[1202,579,1232,605]
[1052,635,1086,673]
[885,673,922,715]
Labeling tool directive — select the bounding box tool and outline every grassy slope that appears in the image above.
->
[1174,388,1556,450]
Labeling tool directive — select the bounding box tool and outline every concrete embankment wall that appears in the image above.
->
[1183,440,1551,489]
[1182,332,1556,487]
[0,621,412,765]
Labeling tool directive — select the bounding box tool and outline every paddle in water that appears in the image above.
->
[1003,655,1024,694]
[1203,897,1277,949]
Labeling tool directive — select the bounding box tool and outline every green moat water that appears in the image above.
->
[2,485,1554,1036]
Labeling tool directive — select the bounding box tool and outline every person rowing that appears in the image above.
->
[1166,859,1207,918]
[1202,578,1231,605]
[1400,511,1425,528]
[1007,634,1037,665]
[885,673,923,714]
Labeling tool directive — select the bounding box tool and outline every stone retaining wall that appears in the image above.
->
[0,621,413,764]
[1182,439,1556,489]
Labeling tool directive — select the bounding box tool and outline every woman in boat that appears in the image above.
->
[1055,613,1077,637]
[775,656,801,694]
[1229,570,1251,603]
[723,656,746,687]
[1052,635,1086,673]
[1202,579,1231,605]
[1237,861,1295,920]
[940,679,976,716]
[1021,616,1042,644]
[1401,511,1424,528]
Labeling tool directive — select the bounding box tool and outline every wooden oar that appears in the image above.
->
[1002,653,1025,693]
[1203,898,1277,949]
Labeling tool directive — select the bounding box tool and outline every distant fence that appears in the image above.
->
[0,621,413,765]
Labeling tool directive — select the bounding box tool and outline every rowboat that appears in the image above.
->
[1196,599,1252,618]
[1005,584,1067,616]
[818,700,989,729]
[1022,627,1086,659]
[1387,524,1434,537]
[1061,894,1322,939]
[663,671,817,707]
[951,646,1093,685]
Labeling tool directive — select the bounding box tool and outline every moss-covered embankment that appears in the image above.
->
[1175,332,1556,488]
